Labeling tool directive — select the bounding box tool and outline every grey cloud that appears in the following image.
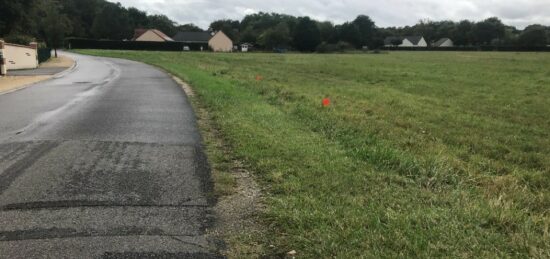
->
[116,0,550,29]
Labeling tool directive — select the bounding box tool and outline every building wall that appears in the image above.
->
[209,32,233,52]
[136,31,165,42]
[400,39,415,47]
[417,38,428,47]
[3,43,38,70]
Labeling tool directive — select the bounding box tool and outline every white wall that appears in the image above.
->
[3,43,38,70]
[400,39,415,47]
[417,38,428,47]
[439,39,454,47]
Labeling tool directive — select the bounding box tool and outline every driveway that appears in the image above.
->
[0,52,221,258]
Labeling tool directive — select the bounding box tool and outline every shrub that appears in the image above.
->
[4,34,34,45]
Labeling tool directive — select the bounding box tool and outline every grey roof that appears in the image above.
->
[403,36,424,45]
[434,38,451,47]
[172,31,212,43]
[384,36,403,45]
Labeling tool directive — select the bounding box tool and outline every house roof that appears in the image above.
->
[132,29,174,41]
[172,31,213,43]
[132,29,147,40]
[384,36,403,45]
[434,38,451,47]
[403,36,424,45]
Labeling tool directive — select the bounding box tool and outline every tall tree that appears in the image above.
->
[317,21,338,44]
[451,20,474,46]
[338,22,360,47]
[147,14,177,36]
[91,2,131,40]
[473,17,506,45]
[352,15,377,48]
[293,17,321,51]
[209,19,241,41]
[177,24,203,32]
[518,24,548,46]
[41,0,72,57]
[128,7,149,29]
[258,22,291,49]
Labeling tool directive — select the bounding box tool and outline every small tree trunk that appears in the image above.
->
[54,48,58,58]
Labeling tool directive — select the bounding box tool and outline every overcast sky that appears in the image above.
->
[116,0,550,29]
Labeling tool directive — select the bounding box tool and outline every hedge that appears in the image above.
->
[67,39,209,51]
[38,48,51,63]
[381,46,550,52]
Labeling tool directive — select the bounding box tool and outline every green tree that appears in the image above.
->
[317,21,338,44]
[91,2,132,40]
[473,17,505,45]
[177,24,203,32]
[128,7,149,29]
[518,24,548,46]
[293,17,321,51]
[258,22,290,49]
[451,20,474,46]
[209,19,240,41]
[147,14,177,36]
[352,15,377,48]
[338,22,360,48]
[41,0,72,57]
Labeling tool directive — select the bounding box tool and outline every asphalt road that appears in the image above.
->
[0,52,222,258]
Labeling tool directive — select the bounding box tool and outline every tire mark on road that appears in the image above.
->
[0,142,59,195]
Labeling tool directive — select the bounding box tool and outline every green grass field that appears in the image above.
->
[78,50,549,258]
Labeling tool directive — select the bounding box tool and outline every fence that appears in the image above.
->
[67,39,209,51]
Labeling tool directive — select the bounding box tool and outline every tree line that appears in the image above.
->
[1,0,549,52]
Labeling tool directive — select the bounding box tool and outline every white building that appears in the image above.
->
[434,38,454,47]
[384,36,428,47]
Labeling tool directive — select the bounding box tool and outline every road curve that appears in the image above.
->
[0,52,221,258]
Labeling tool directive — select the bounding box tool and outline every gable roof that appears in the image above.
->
[384,36,403,45]
[434,38,451,47]
[132,29,147,40]
[403,36,424,45]
[132,29,174,41]
[172,31,213,43]
[150,29,174,41]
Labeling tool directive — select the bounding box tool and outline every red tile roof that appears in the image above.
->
[132,29,173,42]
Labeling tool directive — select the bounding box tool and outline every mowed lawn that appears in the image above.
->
[78,50,549,257]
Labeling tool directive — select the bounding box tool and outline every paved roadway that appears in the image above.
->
[0,52,222,258]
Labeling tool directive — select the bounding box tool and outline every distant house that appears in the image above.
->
[384,36,428,47]
[133,29,174,42]
[434,38,454,47]
[172,31,233,52]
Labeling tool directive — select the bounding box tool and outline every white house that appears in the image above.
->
[401,36,428,47]
[434,38,454,47]
[384,36,428,47]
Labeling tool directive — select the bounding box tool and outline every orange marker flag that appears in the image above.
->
[256,75,263,81]
[322,98,331,107]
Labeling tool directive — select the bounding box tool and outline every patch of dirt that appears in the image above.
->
[40,55,74,68]
[0,76,51,94]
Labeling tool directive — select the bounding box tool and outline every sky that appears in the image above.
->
[116,0,550,29]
